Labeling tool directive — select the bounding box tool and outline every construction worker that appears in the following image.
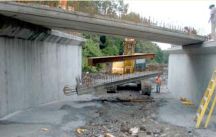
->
[209,4,216,40]
[155,74,161,93]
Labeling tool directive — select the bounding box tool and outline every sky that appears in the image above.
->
[124,0,215,49]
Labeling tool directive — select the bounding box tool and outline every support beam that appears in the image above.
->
[0,15,85,45]
[88,53,155,66]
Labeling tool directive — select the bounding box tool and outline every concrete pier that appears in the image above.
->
[168,41,216,105]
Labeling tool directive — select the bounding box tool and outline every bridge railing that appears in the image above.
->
[15,1,205,36]
[77,71,159,89]
[63,71,160,96]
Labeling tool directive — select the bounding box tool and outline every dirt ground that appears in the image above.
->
[73,91,198,137]
[0,79,216,137]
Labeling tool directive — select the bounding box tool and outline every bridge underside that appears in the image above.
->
[0,2,205,46]
[0,15,84,117]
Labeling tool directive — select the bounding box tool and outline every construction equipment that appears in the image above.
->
[88,54,155,66]
[112,38,136,74]
[62,36,158,95]
[110,38,156,95]
[88,38,155,74]
[86,38,157,94]
[195,69,216,128]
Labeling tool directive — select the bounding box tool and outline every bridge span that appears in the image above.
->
[0,2,205,46]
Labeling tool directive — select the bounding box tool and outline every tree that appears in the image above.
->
[113,37,124,55]
[135,40,165,64]
[83,39,102,57]
[100,36,123,55]
[155,48,164,63]
[67,0,128,18]
[73,1,98,15]
[82,39,103,72]
[96,0,128,17]
[162,51,169,64]
[121,12,141,23]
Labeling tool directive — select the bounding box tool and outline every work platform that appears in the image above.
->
[88,53,155,66]
[64,71,159,95]
[0,2,206,46]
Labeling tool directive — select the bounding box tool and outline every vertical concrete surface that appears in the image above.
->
[0,37,82,117]
[168,42,216,105]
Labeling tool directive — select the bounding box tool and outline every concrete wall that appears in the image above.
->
[0,37,82,117]
[168,42,216,105]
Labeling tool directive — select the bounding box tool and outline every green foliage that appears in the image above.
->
[162,51,169,64]
[83,39,102,57]
[102,44,119,56]
[82,39,103,72]
[82,33,99,42]
[68,0,128,18]
[101,36,123,56]
[113,37,124,55]
[135,41,158,53]
[155,49,163,63]
[82,34,124,72]
[96,0,128,17]
[74,1,99,15]
[121,12,141,23]
[135,40,166,64]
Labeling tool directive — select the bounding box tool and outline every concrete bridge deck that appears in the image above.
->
[73,71,159,95]
[0,2,206,46]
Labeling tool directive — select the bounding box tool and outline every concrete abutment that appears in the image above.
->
[168,42,216,106]
[0,15,84,118]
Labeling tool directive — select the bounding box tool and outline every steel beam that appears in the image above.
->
[88,53,155,66]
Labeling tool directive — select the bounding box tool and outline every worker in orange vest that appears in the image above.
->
[155,75,161,93]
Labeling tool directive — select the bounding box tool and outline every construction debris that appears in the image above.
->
[180,97,194,105]
[104,133,115,137]
[75,88,197,137]
[129,127,139,136]
[76,92,155,104]
[89,97,154,103]
[76,128,86,135]
[41,128,49,132]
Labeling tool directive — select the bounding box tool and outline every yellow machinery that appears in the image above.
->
[88,38,155,75]
[112,38,136,74]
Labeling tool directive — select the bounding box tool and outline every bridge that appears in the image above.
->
[0,2,205,46]
[0,1,215,121]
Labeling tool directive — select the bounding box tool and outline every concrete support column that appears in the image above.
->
[168,42,216,106]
